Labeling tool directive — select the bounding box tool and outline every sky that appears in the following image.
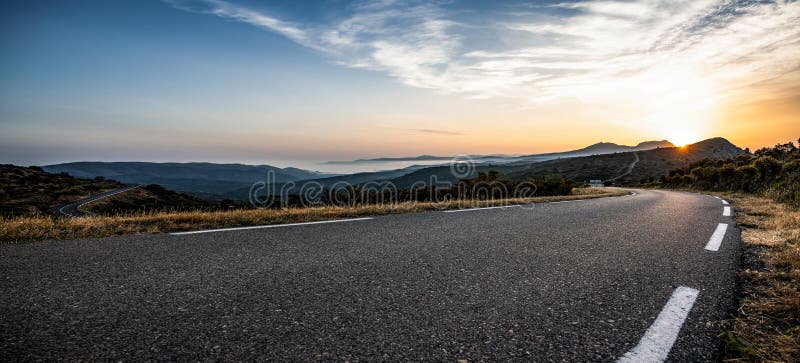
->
[1,0,798,172]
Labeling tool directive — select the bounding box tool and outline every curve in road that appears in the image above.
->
[51,184,143,218]
[2,189,740,361]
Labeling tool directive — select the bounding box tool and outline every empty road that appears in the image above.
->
[1,189,740,361]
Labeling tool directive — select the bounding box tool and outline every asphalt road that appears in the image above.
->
[51,185,142,217]
[1,189,741,361]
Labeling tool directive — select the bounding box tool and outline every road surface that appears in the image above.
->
[51,185,142,217]
[1,189,740,361]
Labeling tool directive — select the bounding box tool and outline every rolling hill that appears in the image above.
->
[33,138,743,202]
[0,165,217,217]
[0,165,126,216]
[503,137,745,184]
[385,138,743,188]
[41,162,337,200]
[82,184,216,215]
[326,140,675,166]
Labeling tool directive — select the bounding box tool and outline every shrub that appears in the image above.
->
[662,139,800,206]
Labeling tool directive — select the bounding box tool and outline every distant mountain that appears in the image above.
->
[511,140,675,162]
[574,140,675,154]
[504,137,744,184]
[326,140,675,166]
[385,138,741,188]
[41,162,337,199]
[218,164,432,200]
[326,155,514,164]
[35,138,735,201]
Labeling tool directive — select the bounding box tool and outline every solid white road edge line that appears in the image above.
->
[617,286,700,363]
[721,199,729,205]
[77,185,142,210]
[170,217,374,235]
[444,205,522,213]
[58,204,74,218]
[704,223,729,251]
[723,206,732,217]
[443,192,631,213]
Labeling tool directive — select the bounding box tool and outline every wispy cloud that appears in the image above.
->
[167,0,800,108]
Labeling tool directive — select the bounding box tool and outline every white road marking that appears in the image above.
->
[713,196,721,200]
[550,200,579,204]
[721,199,729,205]
[618,286,700,363]
[704,223,729,251]
[723,206,732,217]
[444,205,522,213]
[443,193,629,213]
[77,185,142,210]
[170,217,374,235]
[57,185,143,218]
[58,204,74,218]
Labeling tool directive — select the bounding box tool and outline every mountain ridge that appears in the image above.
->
[41,162,338,198]
[39,137,742,200]
[327,140,675,164]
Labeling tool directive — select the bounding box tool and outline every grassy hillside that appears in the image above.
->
[2,187,626,243]
[662,139,799,206]
[83,184,217,215]
[387,137,742,188]
[0,165,125,217]
[505,137,744,184]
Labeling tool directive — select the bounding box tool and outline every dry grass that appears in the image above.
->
[0,187,626,243]
[713,192,800,362]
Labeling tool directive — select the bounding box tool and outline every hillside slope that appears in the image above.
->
[42,162,337,199]
[387,138,742,188]
[505,137,745,184]
[82,184,216,215]
[329,140,675,166]
[515,140,674,160]
[0,165,125,217]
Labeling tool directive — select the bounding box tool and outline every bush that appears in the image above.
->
[662,139,800,206]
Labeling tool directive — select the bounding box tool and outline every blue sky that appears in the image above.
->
[1,0,798,171]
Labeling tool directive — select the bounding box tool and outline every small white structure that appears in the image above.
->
[588,179,604,187]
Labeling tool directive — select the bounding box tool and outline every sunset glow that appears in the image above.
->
[1,0,798,167]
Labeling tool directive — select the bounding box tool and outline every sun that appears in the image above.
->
[667,129,699,147]
[623,65,717,148]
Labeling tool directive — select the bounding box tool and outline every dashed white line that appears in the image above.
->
[721,199,729,205]
[618,286,700,363]
[723,206,731,217]
[704,223,729,251]
[170,217,374,235]
[713,196,721,199]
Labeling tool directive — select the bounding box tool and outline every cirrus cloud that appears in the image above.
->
[166,0,800,106]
